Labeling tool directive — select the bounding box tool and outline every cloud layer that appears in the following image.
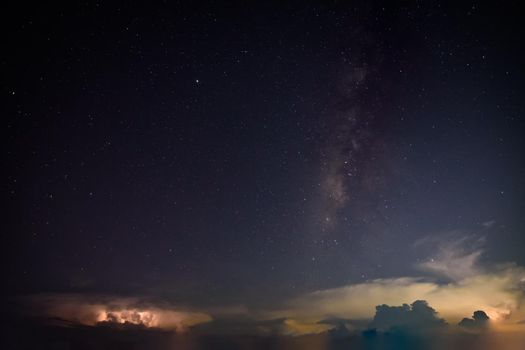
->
[269,269,523,329]
[265,236,525,334]
[18,235,525,337]
[21,294,211,332]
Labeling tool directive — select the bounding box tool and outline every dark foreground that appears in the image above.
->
[2,318,524,350]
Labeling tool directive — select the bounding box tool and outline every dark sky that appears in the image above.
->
[3,1,525,317]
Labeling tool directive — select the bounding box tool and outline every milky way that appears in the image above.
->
[3,2,525,348]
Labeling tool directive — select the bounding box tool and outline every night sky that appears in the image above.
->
[3,2,525,348]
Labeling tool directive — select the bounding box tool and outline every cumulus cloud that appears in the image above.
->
[458,310,490,329]
[264,236,525,335]
[268,267,524,326]
[19,235,525,338]
[369,300,446,332]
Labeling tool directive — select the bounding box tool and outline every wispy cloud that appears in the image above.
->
[415,235,485,281]
[262,235,525,334]
[20,235,525,337]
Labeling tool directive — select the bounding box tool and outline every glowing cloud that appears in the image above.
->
[24,294,212,332]
[282,318,333,336]
[266,268,524,335]
[264,236,525,335]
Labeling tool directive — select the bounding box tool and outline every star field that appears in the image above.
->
[3,1,525,317]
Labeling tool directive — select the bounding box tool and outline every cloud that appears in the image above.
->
[482,220,496,228]
[21,294,212,332]
[268,267,524,326]
[369,300,446,332]
[282,318,333,336]
[415,235,485,281]
[18,235,525,338]
[264,236,525,334]
[458,310,490,329]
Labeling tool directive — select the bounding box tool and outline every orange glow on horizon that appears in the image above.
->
[96,309,159,327]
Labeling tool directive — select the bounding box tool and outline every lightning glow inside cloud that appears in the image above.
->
[24,294,212,332]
